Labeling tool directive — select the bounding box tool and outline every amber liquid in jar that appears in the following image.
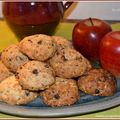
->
[7,22,59,39]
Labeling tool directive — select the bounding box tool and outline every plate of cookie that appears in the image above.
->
[0,34,120,117]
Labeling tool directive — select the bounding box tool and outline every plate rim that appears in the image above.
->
[0,93,120,118]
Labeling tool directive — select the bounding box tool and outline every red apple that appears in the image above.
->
[72,18,112,61]
[100,31,120,77]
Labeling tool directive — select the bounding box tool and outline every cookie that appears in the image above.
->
[0,61,13,83]
[52,36,72,52]
[49,48,92,78]
[16,61,55,91]
[78,69,117,96]
[41,77,80,107]
[19,34,56,61]
[0,76,38,105]
[1,44,29,72]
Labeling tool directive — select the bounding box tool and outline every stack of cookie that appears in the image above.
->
[0,34,117,107]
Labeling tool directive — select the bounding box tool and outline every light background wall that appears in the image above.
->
[0,2,120,21]
[65,2,120,21]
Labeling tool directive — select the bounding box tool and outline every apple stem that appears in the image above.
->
[89,18,94,26]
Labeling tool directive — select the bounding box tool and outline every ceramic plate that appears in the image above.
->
[0,79,120,117]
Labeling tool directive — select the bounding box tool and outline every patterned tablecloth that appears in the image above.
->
[0,20,120,118]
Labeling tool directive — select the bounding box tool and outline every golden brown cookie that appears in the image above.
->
[78,69,117,96]
[41,77,80,107]
[16,61,55,91]
[19,34,56,61]
[52,36,72,52]
[0,61,13,83]
[49,48,92,78]
[1,44,29,72]
[0,76,38,105]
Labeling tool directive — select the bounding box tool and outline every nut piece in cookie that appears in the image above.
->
[0,61,13,83]
[1,44,29,72]
[78,69,117,96]
[0,76,38,105]
[19,34,56,61]
[50,48,92,78]
[41,77,80,107]
[16,61,55,91]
